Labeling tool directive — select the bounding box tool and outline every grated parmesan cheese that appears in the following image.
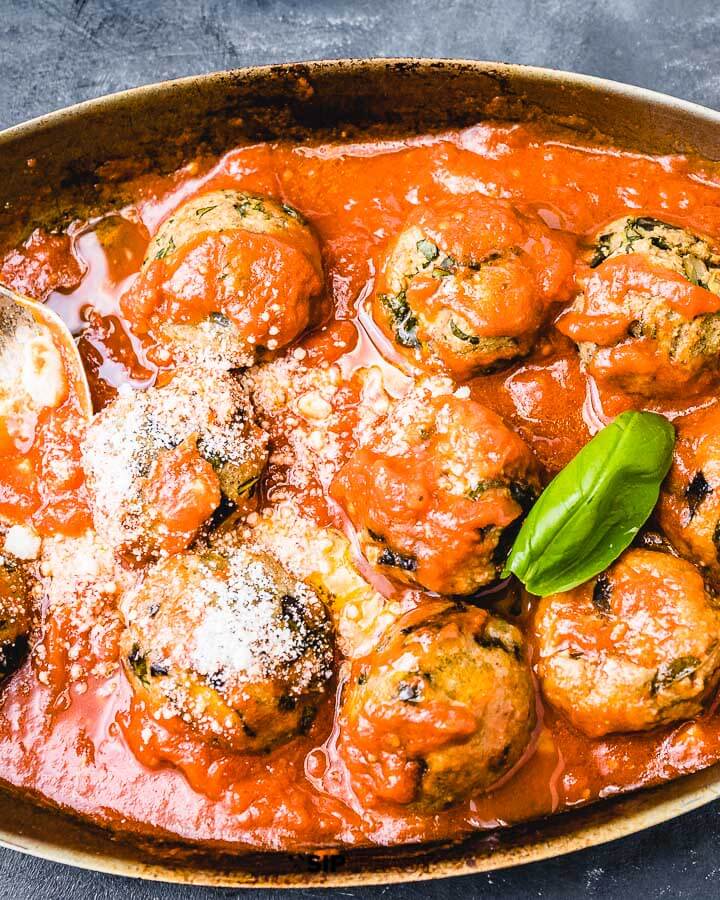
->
[4,524,41,560]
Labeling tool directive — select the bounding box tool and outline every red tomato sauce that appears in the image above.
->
[1,122,720,851]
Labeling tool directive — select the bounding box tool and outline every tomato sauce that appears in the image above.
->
[2,122,720,851]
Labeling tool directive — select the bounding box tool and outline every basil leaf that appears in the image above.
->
[503,410,675,596]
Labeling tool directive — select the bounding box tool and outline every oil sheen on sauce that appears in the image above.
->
[2,123,720,850]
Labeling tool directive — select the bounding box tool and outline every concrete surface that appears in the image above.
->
[1,0,719,896]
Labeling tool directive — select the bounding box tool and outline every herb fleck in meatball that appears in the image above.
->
[659,403,720,582]
[534,549,720,737]
[121,190,323,368]
[340,601,536,811]
[558,216,720,396]
[372,195,573,377]
[81,370,268,565]
[0,554,31,677]
[330,382,541,595]
[121,541,334,752]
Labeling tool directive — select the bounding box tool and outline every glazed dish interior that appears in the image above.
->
[3,89,720,857]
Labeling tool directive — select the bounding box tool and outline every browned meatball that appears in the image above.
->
[121,540,334,753]
[81,369,268,565]
[534,549,720,737]
[340,601,536,811]
[558,216,720,396]
[330,383,541,595]
[659,403,720,583]
[372,194,574,378]
[121,189,323,368]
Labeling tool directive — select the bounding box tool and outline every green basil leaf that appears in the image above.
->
[502,410,675,596]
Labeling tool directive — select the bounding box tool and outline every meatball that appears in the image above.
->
[534,549,720,737]
[330,382,541,595]
[659,403,720,582]
[557,216,720,395]
[340,601,536,811]
[372,195,574,377]
[121,190,323,368]
[81,369,268,565]
[0,554,31,676]
[120,541,334,752]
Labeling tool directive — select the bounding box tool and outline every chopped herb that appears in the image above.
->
[236,474,260,496]
[467,478,506,501]
[154,236,176,260]
[195,205,217,217]
[590,233,612,268]
[449,319,480,345]
[686,471,712,518]
[591,574,613,615]
[683,255,711,288]
[650,235,671,252]
[633,216,669,231]
[475,629,521,660]
[379,292,419,348]
[128,644,150,685]
[378,547,417,571]
[416,238,439,262]
[234,197,269,218]
[651,656,701,695]
[281,203,307,224]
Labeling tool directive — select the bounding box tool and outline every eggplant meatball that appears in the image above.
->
[534,549,720,737]
[81,370,268,565]
[0,554,31,676]
[121,541,334,752]
[659,403,720,582]
[558,216,720,395]
[121,190,323,368]
[341,602,536,811]
[330,383,541,595]
[372,195,573,377]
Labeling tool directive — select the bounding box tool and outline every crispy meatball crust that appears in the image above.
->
[330,382,541,595]
[659,403,720,583]
[558,216,720,396]
[81,369,268,565]
[341,601,536,811]
[372,195,573,378]
[121,541,334,753]
[0,555,31,675]
[534,549,720,737]
[122,189,323,368]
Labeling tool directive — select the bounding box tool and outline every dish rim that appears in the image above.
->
[0,56,719,887]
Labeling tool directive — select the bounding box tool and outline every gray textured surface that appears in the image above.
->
[1,0,720,896]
